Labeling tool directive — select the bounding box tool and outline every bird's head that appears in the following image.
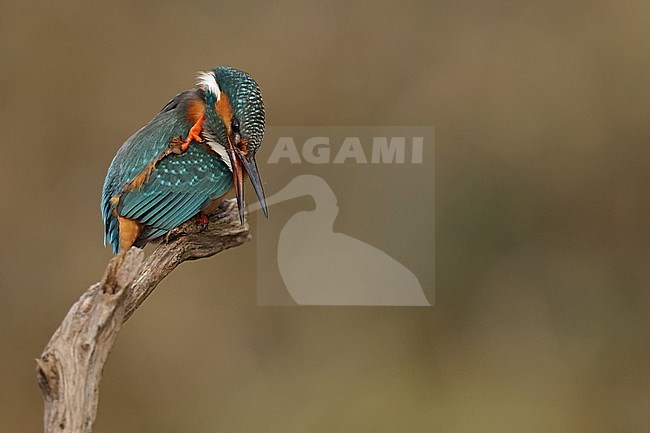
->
[197,66,267,223]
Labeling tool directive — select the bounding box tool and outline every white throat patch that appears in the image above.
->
[202,131,233,172]
[197,71,221,101]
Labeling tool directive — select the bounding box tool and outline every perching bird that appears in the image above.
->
[101,66,268,254]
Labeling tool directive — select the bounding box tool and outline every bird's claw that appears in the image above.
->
[168,114,205,154]
[180,114,205,151]
[169,137,185,154]
[197,212,209,231]
[164,230,176,244]
[163,212,209,244]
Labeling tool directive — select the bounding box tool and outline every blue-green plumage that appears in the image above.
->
[117,143,232,235]
[102,66,267,254]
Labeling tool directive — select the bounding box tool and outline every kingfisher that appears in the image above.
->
[101,66,268,254]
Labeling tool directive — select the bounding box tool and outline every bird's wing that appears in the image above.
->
[101,90,232,252]
[117,141,232,233]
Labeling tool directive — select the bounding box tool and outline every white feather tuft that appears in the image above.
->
[197,71,221,101]
[203,131,232,171]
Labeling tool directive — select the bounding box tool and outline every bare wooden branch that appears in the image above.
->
[36,199,251,433]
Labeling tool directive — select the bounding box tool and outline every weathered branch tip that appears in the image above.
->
[37,198,251,433]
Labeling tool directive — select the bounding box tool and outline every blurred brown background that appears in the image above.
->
[1,1,648,432]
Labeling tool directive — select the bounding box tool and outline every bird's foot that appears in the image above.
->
[181,114,205,151]
[168,114,205,154]
[163,212,210,244]
[196,211,209,231]
[168,137,186,154]
[163,227,181,244]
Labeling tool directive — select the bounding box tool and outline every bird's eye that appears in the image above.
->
[231,118,240,133]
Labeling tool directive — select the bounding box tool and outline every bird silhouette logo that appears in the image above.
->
[249,175,430,305]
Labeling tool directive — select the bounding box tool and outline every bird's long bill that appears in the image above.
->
[240,155,269,219]
[226,138,268,224]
